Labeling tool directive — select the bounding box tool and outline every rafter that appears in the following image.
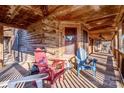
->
[86,13,118,23]
[81,23,89,32]
[24,6,43,16]
[40,5,49,16]
[89,28,116,34]
[114,5,124,27]
[9,6,21,20]
[46,6,71,19]
[89,33,114,41]
[48,6,63,14]
[0,22,26,30]
[89,24,114,31]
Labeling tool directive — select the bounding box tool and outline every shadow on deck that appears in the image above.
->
[0,53,122,88]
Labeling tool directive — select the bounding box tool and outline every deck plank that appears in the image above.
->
[64,72,75,88]
[63,78,70,88]
[66,71,81,88]
[56,79,62,88]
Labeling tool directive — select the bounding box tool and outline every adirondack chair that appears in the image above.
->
[33,48,49,73]
[44,59,65,87]
[33,48,65,87]
[76,48,97,77]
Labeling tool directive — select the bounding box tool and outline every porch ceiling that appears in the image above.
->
[0,5,123,40]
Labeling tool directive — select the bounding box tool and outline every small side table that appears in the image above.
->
[65,60,74,74]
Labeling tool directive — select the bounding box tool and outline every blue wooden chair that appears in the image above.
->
[76,48,97,77]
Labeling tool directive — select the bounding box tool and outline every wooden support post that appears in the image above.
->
[117,32,120,68]
[0,25,3,68]
[91,39,94,54]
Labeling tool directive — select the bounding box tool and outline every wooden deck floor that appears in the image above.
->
[0,53,123,88]
[54,53,122,88]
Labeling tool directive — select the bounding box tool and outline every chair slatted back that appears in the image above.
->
[76,48,88,62]
[34,48,48,64]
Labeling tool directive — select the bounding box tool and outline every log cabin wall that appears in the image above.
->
[27,17,61,60]
[11,29,35,63]
[3,27,34,64]
[28,20,88,59]
[3,18,89,65]
[0,25,3,68]
[3,27,17,64]
[112,22,124,81]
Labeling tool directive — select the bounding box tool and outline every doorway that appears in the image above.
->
[64,27,77,55]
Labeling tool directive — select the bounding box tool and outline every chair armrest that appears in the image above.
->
[52,59,65,64]
[87,58,93,64]
[49,66,55,71]
[75,56,80,64]
[32,62,36,63]
[92,59,97,66]
[52,59,65,69]
[47,66,56,80]
[34,63,48,67]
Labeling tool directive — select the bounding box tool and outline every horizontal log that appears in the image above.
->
[44,33,57,38]
[31,44,58,48]
[0,22,26,30]
[43,39,58,45]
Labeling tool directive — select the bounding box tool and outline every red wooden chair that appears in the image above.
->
[34,48,48,73]
[34,48,65,87]
[44,59,65,87]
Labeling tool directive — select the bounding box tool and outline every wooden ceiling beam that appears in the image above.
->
[90,31,115,35]
[86,13,118,23]
[24,6,43,16]
[52,6,87,18]
[0,22,26,30]
[89,24,114,31]
[81,23,89,32]
[89,28,116,34]
[46,6,72,19]
[48,6,63,15]
[89,35,103,40]
[40,5,49,17]
[89,34,114,41]
[27,6,64,28]
[114,6,124,27]
[9,6,22,20]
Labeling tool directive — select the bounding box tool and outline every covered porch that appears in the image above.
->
[0,5,124,88]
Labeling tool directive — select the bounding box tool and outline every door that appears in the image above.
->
[64,27,77,55]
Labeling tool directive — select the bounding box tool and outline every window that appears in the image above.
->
[83,31,88,51]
